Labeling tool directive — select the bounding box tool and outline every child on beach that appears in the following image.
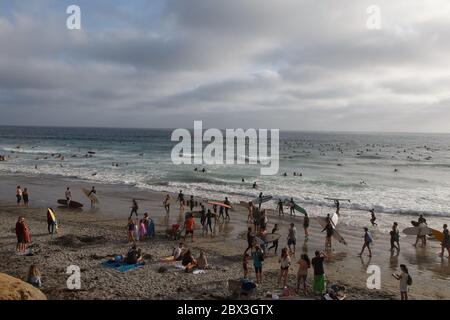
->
[27,265,42,288]
[138,219,147,241]
[390,222,400,253]
[440,224,450,258]
[312,250,327,294]
[183,214,195,242]
[127,218,136,242]
[16,186,22,207]
[22,188,29,207]
[297,254,310,295]
[392,264,412,300]
[243,253,250,278]
[278,248,291,288]
[358,227,373,257]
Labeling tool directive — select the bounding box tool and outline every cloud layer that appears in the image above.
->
[1,0,450,132]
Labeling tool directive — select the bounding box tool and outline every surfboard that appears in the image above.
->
[411,221,420,227]
[252,195,273,204]
[315,214,347,245]
[82,188,99,204]
[280,199,307,216]
[208,201,232,209]
[403,226,433,236]
[57,199,83,208]
[324,198,351,202]
[262,233,281,243]
[430,229,444,242]
[48,208,57,223]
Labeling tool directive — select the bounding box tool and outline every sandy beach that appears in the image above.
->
[0,173,449,300]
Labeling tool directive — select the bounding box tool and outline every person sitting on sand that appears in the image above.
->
[15,217,31,253]
[172,243,185,261]
[27,265,42,289]
[181,249,197,271]
[439,224,450,258]
[390,222,400,253]
[126,218,136,243]
[278,247,291,288]
[196,250,209,270]
[392,264,412,300]
[125,245,143,264]
[358,227,373,257]
[183,214,195,242]
[297,254,310,295]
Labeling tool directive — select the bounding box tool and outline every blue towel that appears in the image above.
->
[102,260,145,273]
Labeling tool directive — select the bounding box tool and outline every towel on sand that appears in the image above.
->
[102,260,145,273]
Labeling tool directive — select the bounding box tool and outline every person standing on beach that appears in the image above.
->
[358,227,373,257]
[369,209,377,226]
[303,213,310,241]
[127,218,136,243]
[87,186,96,208]
[251,244,264,284]
[414,221,428,247]
[392,264,412,300]
[163,194,171,214]
[311,250,327,294]
[205,209,213,235]
[278,247,291,288]
[267,224,280,254]
[287,223,297,254]
[439,224,450,258]
[334,200,340,216]
[247,201,254,223]
[22,188,29,207]
[218,205,225,221]
[183,214,195,242]
[224,197,231,220]
[322,220,334,250]
[177,190,185,213]
[390,222,400,253]
[47,208,57,236]
[129,199,139,218]
[15,217,31,253]
[277,199,284,216]
[65,187,72,207]
[189,195,195,211]
[297,254,310,295]
[244,227,255,254]
[16,186,22,207]
[289,198,295,216]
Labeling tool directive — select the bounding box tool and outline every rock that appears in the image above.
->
[158,266,168,273]
[0,273,47,300]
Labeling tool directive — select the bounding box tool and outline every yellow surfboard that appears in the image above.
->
[431,229,444,242]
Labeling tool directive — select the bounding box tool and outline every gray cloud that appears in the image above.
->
[0,0,449,132]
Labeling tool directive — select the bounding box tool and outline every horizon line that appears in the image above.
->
[0,124,449,135]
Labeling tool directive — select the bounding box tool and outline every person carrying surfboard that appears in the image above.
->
[322,218,334,250]
[47,208,58,237]
[439,224,450,258]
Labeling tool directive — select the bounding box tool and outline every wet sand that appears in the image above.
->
[0,173,449,300]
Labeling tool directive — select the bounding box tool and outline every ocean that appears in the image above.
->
[1,126,450,226]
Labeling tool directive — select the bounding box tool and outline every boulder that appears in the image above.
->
[0,273,47,300]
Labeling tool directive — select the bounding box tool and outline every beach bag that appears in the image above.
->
[407,275,412,286]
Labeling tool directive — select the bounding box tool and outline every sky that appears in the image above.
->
[1,0,450,132]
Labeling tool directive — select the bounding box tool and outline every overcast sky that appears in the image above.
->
[1,0,450,132]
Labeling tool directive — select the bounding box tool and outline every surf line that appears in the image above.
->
[171,121,279,176]
[177,304,212,318]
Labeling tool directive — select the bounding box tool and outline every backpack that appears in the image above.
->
[407,275,412,286]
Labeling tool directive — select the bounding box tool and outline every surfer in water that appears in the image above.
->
[65,187,72,208]
[252,182,257,189]
[88,186,96,208]
[369,209,377,227]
